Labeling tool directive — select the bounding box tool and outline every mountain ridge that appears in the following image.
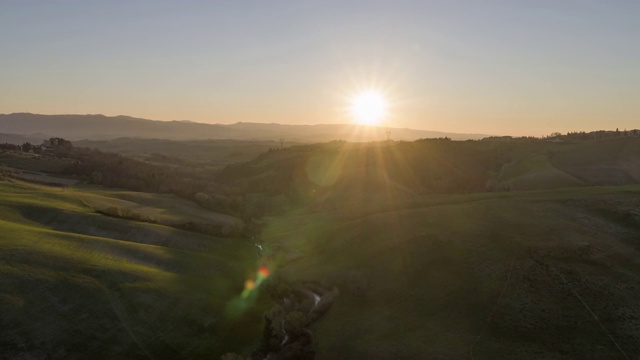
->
[0,113,489,142]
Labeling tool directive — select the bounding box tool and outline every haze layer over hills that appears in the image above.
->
[0,113,488,142]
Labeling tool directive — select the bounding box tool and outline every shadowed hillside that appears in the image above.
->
[217,137,640,214]
[550,137,640,185]
[261,185,640,359]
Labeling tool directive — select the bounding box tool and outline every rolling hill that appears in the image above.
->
[0,179,268,359]
[261,185,640,359]
[216,136,640,358]
[217,137,640,213]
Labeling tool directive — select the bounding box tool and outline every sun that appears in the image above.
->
[349,90,388,125]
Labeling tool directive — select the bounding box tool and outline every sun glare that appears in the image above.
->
[350,90,387,126]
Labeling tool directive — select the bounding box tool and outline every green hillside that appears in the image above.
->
[262,185,640,359]
[80,186,242,234]
[0,180,268,359]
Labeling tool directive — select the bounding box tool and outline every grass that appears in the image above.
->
[498,146,585,190]
[262,185,640,359]
[78,185,241,228]
[0,180,269,359]
[551,137,640,185]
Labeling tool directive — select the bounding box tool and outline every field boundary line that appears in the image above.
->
[549,265,630,360]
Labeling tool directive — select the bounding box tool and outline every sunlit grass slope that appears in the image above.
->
[80,185,241,230]
[262,185,640,359]
[0,180,267,359]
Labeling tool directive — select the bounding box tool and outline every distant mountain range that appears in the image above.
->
[0,113,489,142]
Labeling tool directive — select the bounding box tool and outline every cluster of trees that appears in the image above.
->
[217,145,319,215]
[220,278,340,359]
[562,129,640,140]
[483,129,640,142]
[0,138,73,156]
[0,143,20,151]
[61,147,244,217]
[243,280,338,360]
[482,136,541,142]
[146,152,197,166]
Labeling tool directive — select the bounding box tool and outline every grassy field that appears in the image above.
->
[495,137,640,190]
[262,185,640,359]
[79,185,242,230]
[551,137,640,185]
[0,180,269,359]
[497,148,585,191]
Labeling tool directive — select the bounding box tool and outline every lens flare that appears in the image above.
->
[241,264,271,298]
[258,265,270,278]
[244,279,256,291]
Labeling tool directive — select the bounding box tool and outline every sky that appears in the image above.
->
[0,0,638,136]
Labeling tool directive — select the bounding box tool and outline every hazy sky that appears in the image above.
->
[1,1,638,135]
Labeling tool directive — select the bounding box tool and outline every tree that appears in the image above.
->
[284,311,307,334]
[21,142,33,152]
[548,132,562,139]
